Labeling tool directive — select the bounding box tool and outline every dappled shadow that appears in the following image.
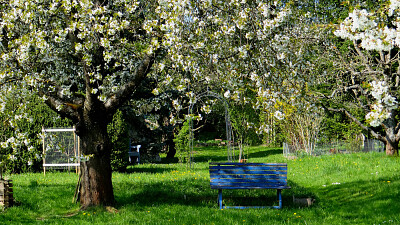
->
[9,182,78,212]
[248,148,282,159]
[314,175,400,219]
[113,174,310,210]
[114,178,215,208]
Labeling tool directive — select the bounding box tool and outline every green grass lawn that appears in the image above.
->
[1,145,400,224]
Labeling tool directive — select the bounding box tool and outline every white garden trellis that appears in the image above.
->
[42,127,80,175]
[188,90,235,166]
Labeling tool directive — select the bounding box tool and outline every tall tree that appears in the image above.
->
[0,0,162,208]
[318,1,400,155]
[0,0,312,208]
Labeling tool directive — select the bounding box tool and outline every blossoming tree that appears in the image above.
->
[151,0,320,134]
[0,0,314,208]
[0,0,163,208]
[327,1,400,155]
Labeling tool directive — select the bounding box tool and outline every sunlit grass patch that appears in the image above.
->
[1,146,400,224]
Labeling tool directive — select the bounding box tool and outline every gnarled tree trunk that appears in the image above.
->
[76,102,115,208]
[383,122,399,156]
[385,138,399,156]
[78,126,115,208]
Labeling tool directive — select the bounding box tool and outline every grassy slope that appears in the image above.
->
[1,145,400,224]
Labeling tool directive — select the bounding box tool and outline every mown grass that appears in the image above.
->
[1,145,400,224]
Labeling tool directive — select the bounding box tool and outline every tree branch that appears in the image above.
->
[40,90,81,123]
[105,52,158,113]
[326,106,386,143]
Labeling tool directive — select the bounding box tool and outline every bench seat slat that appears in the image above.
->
[210,178,287,183]
[211,181,287,186]
[210,174,285,179]
[211,186,290,190]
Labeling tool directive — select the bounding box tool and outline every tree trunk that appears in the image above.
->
[385,140,398,156]
[166,139,176,159]
[78,118,115,209]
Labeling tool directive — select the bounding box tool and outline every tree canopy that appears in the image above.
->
[0,0,311,207]
[316,0,400,155]
[2,0,399,209]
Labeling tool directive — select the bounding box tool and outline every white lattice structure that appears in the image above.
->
[42,127,80,175]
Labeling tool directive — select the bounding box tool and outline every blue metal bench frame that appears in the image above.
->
[209,162,290,209]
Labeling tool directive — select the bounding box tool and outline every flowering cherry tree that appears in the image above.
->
[327,1,400,155]
[0,0,162,208]
[0,0,313,207]
[150,0,320,137]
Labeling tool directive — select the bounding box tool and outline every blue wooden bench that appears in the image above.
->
[209,163,290,209]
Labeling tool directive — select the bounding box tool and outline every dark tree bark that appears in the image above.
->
[44,52,157,208]
[77,108,115,208]
[166,139,176,159]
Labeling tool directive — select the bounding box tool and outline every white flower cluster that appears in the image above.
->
[258,2,291,31]
[334,5,400,51]
[201,105,212,114]
[172,99,182,111]
[389,0,400,16]
[256,123,270,135]
[366,81,398,127]
[144,115,160,130]
[274,110,285,120]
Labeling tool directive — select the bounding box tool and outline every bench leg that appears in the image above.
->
[277,189,282,209]
[218,189,223,210]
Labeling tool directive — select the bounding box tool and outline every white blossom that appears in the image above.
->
[224,90,231,98]
[274,110,285,120]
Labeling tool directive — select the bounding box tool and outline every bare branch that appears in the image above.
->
[353,40,374,73]
[326,107,386,143]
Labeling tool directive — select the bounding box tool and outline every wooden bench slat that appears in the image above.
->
[211,185,290,189]
[210,174,285,179]
[211,180,288,186]
[210,178,287,184]
[209,162,287,166]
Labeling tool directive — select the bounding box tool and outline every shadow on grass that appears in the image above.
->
[114,178,215,208]
[248,148,282,159]
[114,177,312,210]
[191,146,283,163]
[314,175,400,219]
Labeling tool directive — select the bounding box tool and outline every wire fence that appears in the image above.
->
[283,139,385,157]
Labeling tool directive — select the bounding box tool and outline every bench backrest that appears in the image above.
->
[209,163,289,189]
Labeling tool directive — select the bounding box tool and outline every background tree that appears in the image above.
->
[316,1,400,155]
[152,0,326,151]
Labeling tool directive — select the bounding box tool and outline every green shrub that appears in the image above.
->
[173,120,191,164]
[108,110,130,172]
[0,94,72,174]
